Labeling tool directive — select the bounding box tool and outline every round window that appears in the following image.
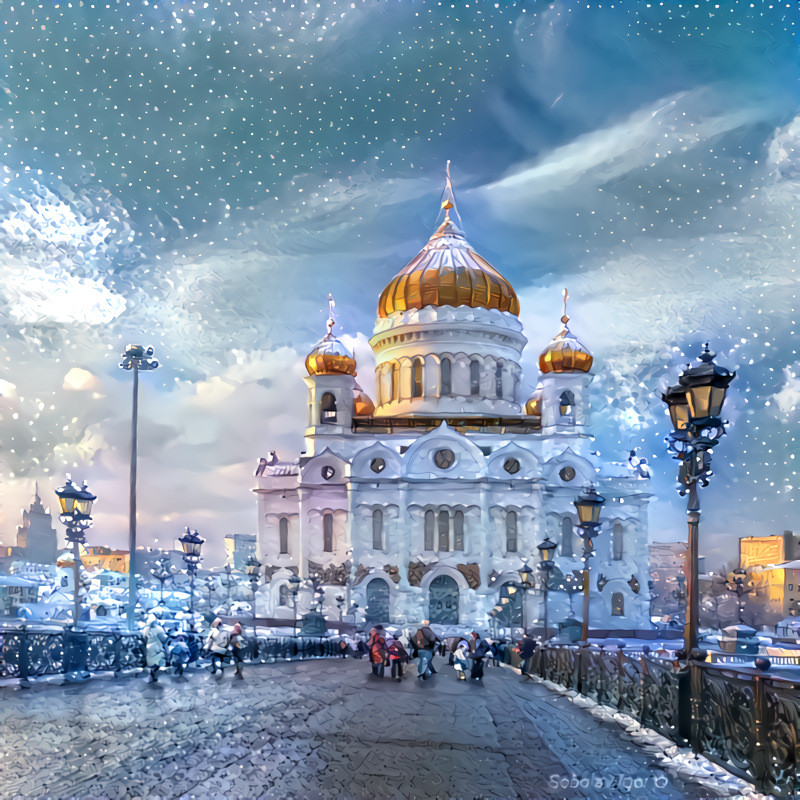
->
[433,449,455,469]
[370,457,386,474]
[559,466,576,482]
[503,457,521,475]
[321,465,335,481]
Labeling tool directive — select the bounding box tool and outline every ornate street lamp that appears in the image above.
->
[288,572,301,631]
[223,563,235,610]
[245,555,262,636]
[662,343,734,657]
[149,555,173,603]
[179,527,204,617]
[574,485,605,642]
[662,344,734,755]
[119,343,159,631]
[516,562,534,637]
[537,536,557,641]
[335,595,345,622]
[55,478,96,627]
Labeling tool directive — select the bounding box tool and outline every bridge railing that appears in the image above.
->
[0,627,343,685]
[524,644,800,797]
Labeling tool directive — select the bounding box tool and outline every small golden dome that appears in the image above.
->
[539,289,593,374]
[377,165,519,318]
[306,296,357,376]
[353,384,375,416]
[525,387,542,416]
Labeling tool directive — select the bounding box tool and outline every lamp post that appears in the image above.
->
[119,344,158,631]
[335,595,345,622]
[537,536,557,641]
[55,478,96,627]
[179,527,204,618]
[223,563,235,611]
[245,555,262,636]
[574,485,605,643]
[517,562,533,637]
[288,573,301,631]
[149,555,173,603]
[662,343,735,656]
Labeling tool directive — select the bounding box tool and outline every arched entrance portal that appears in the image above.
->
[365,579,390,626]
[429,575,459,625]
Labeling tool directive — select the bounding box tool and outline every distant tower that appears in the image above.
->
[15,484,58,564]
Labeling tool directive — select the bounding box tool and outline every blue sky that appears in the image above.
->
[0,1,798,565]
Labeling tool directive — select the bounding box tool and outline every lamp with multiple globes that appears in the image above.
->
[245,555,262,636]
[574,485,605,642]
[537,536,557,641]
[179,527,205,616]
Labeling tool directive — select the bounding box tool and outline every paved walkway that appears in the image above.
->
[0,658,740,799]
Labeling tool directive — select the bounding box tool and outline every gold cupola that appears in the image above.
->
[525,385,543,416]
[539,289,593,374]
[353,382,375,416]
[377,163,519,318]
[305,295,357,376]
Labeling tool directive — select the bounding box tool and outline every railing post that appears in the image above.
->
[539,643,546,679]
[639,654,647,726]
[617,645,625,711]
[18,627,30,688]
[751,673,770,790]
[113,633,123,675]
[576,645,584,695]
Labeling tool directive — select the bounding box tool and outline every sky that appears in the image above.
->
[0,0,798,567]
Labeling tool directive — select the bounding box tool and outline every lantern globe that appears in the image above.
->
[537,537,557,562]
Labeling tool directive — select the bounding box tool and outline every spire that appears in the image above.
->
[435,160,463,232]
[561,288,570,326]
[326,293,336,337]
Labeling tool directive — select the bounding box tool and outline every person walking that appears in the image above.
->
[168,632,191,678]
[514,634,537,680]
[413,620,439,681]
[144,614,167,683]
[453,639,469,680]
[367,626,387,678]
[468,631,489,681]
[204,617,231,675]
[387,635,408,682]
[230,621,247,679]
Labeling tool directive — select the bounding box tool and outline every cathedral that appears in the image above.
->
[253,173,651,633]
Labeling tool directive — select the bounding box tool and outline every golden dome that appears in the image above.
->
[539,290,593,374]
[353,384,375,416]
[525,386,542,416]
[377,166,519,318]
[305,299,357,376]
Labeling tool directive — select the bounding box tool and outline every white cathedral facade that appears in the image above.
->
[253,178,651,634]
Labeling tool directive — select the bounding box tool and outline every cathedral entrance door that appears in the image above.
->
[429,575,459,625]
[365,579,390,626]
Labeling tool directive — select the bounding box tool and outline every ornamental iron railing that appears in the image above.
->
[523,644,800,797]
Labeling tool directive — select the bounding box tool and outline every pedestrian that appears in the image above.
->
[387,635,408,682]
[367,626,387,678]
[514,633,537,680]
[203,617,231,675]
[489,638,504,667]
[453,639,469,680]
[144,614,167,683]
[413,620,439,681]
[168,632,191,678]
[338,638,349,658]
[230,621,247,679]
[468,631,490,680]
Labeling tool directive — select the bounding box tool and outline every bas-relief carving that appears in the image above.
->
[456,562,480,589]
[307,560,351,586]
[383,564,400,584]
[408,560,433,587]
[262,564,298,582]
[353,563,370,585]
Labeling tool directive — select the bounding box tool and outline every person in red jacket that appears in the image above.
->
[367,625,387,678]
[386,635,408,682]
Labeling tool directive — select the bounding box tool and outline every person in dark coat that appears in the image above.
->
[367,626,387,678]
[514,634,537,679]
[413,621,439,680]
[387,636,408,682]
[468,632,490,680]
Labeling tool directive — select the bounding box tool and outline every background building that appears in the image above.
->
[649,542,688,620]
[5,486,57,565]
[253,181,652,632]
[225,533,257,571]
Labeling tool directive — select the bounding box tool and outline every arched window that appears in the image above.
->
[441,357,452,396]
[495,363,504,399]
[470,359,481,395]
[612,592,625,616]
[279,584,290,607]
[424,510,435,551]
[323,512,334,552]
[279,517,289,554]
[612,523,624,561]
[561,516,573,558]
[506,510,518,553]
[372,509,383,551]
[453,510,464,551]
[391,362,400,401]
[559,390,575,417]
[320,392,337,423]
[438,510,450,551]
[412,358,424,398]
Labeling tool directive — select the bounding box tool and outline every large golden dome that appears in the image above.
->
[539,293,593,374]
[377,173,519,318]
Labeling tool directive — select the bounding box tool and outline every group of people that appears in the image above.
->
[364,621,506,683]
[143,615,249,682]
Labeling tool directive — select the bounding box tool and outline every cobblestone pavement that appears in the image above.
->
[0,657,741,800]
